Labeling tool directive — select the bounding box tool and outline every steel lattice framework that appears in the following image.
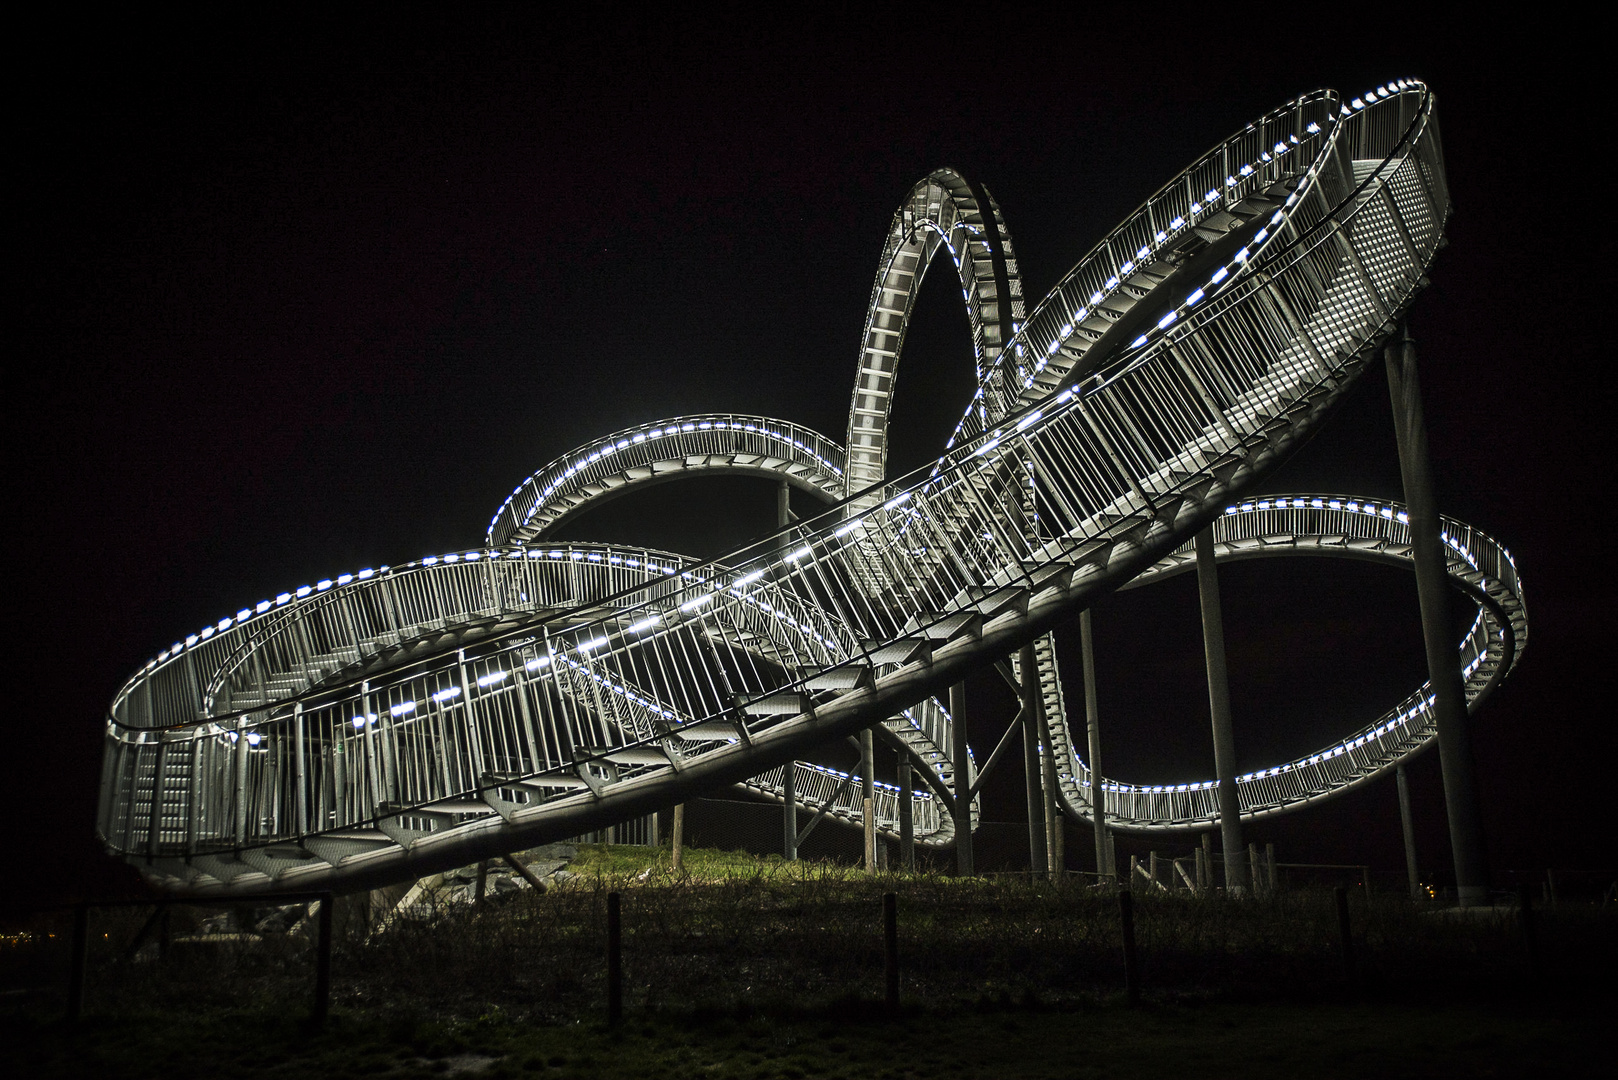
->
[98,79,1526,896]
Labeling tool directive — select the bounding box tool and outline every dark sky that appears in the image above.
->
[10,11,1606,901]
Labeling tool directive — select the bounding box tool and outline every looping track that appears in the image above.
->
[98,79,1526,896]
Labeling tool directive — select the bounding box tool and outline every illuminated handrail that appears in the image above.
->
[489,414,847,546]
[1037,495,1526,830]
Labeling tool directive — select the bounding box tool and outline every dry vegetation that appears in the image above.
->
[4,844,1611,1078]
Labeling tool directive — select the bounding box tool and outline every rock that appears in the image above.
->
[517,843,576,862]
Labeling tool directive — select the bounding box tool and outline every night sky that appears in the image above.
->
[11,12,1606,903]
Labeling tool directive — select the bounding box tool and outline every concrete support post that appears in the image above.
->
[782,761,798,861]
[898,755,915,872]
[950,682,973,876]
[861,728,876,876]
[1196,526,1248,896]
[1386,328,1489,906]
[1080,610,1111,879]
[1396,763,1421,901]
[1020,643,1048,875]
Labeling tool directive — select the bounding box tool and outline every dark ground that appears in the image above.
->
[6,846,1612,1078]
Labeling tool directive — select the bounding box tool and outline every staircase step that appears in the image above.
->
[864,638,932,666]
[803,665,874,692]
[737,692,807,717]
[594,745,676,766]
[675,720,743,742]
[973,586,1028,621]
[920,611,982,642]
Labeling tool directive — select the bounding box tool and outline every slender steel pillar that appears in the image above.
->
[861,728,876,876]
[1196,526,1248,895]
[1386,327,1488,906]
[1020,643,1049,875]
[776,480,799,861]
[898,754,915,871]
[1041,706,1065,882]
[1396,763,1421,901]
[782,761,798,861]
[949,682,973,876]
[1080,610,1111,878]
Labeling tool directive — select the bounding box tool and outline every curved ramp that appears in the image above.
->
[96,80,1517,896]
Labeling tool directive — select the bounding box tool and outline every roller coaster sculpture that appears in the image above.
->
[98,80,1527,896]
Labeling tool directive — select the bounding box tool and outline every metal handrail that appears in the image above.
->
[489,414,847,546]
[1041,495,1525,830]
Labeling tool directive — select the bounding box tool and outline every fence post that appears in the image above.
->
[1118,889,1140,1005]
[1518,883,1536,972]
[1334,886,1355,980]
[671,804,685,874]
[606,892,622,1027]
[312,893,333,1027]
[883,892,899,1012]
[66,903,89,1026]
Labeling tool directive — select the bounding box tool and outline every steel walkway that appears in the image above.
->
[98,80,1525,896]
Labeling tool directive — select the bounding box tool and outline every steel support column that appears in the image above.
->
[1040,701,1065,882]
[1020,642,1048,875]
[950,682,973,876]
[898,754,914,871]
[1386,327,1489,906]
[1196,526,1248,895]
[1080,610,1111,879]
[778,478,799,862]
[861,727,876,875]
[1397,763,1421,901]
[782,762,797,861]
